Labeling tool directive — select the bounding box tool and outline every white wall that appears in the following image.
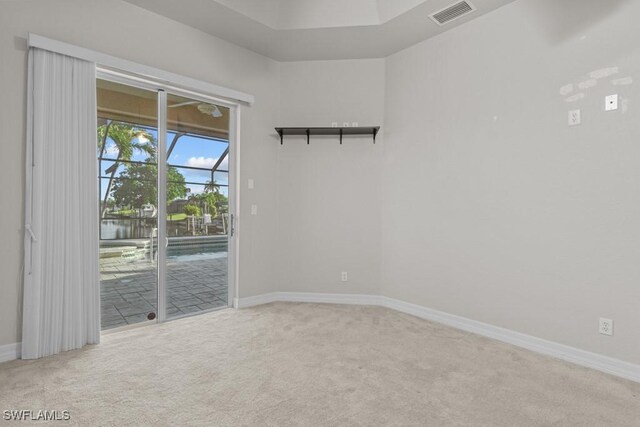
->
[0,0,280,347]
[277,59,385,295]
[382,0,640,365]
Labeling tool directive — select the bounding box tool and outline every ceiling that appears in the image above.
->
[97,79,229,139]
[124,0,517,61]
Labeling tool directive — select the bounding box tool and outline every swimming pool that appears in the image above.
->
[168,242,227,257]
[167,243,227,262]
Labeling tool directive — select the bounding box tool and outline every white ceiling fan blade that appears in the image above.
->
[168,101,199,108]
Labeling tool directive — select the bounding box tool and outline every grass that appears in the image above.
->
[111,210,188,221]
[168,213,187,221]
[112,209,137,216]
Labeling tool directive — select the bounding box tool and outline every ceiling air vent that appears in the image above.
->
[429,1,476,25]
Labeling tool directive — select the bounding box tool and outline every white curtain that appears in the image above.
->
[22,48,100,359]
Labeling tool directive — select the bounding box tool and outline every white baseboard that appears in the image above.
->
[234,293,279,308]
[236,292,381,308]
[0,342,21,363]
[236,292,640,383]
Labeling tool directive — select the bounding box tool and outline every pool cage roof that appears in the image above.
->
[97,79,231,201]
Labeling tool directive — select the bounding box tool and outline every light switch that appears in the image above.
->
[250,204,258,216]
[248,179,254,189]
[605,94,618,111]
[568,109,581,126]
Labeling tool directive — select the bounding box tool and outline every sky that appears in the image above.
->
[99,128,230,203]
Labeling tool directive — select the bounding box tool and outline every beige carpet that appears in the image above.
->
[1,302,639,426]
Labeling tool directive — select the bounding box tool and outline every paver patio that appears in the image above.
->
[100,252,228,329]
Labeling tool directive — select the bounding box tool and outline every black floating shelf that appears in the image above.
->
[275,126,380,145]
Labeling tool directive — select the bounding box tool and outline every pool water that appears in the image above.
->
[167,243,227,262]
[168,252,227,263]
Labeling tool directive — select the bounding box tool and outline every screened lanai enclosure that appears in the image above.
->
[97,79,231,330]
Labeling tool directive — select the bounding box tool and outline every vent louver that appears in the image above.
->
[429,1,476,25]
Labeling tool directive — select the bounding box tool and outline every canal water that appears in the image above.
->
[100,219,155,240]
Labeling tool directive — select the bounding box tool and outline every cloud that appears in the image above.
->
[186,156,229,172]
[188,187,206,195]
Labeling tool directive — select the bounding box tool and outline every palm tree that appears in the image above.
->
[188,179,225,218]
[187,192,212,217]
[204,179,220,194]
[98,121,155,217]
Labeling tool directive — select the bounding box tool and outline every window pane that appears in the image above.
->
[98,79,158,330]
[165,93,229,320]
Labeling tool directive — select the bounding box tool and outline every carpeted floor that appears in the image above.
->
[1,302,639,426]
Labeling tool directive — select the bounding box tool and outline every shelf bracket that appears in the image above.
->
[306,129,310,145]
[340,129,343,145]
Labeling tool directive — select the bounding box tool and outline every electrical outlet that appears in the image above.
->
[341,272,348,282]
[248,179,254,189]
[250,204,258,216]
[568,109,581,126]
[599,318,613,336]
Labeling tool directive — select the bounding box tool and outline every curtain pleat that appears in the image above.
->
[22,48,100,359]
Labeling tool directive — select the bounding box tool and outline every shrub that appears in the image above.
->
[184,204,201,216]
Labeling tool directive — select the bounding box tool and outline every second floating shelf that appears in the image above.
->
[275,126,380,145]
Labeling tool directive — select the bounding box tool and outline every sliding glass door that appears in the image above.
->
[98,80,159,329]
[97,78,232,330]
[163,93,230,319]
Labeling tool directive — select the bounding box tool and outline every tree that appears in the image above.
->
[183,204,201,216]
[204,179,219,193]
[188,180,228,218]
[98,121,155,216]
[188,192,218,218]
[111,160,187,208]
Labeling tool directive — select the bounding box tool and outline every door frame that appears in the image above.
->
[96,68,240,327]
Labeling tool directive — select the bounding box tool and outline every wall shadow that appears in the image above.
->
[522,0,632,44]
